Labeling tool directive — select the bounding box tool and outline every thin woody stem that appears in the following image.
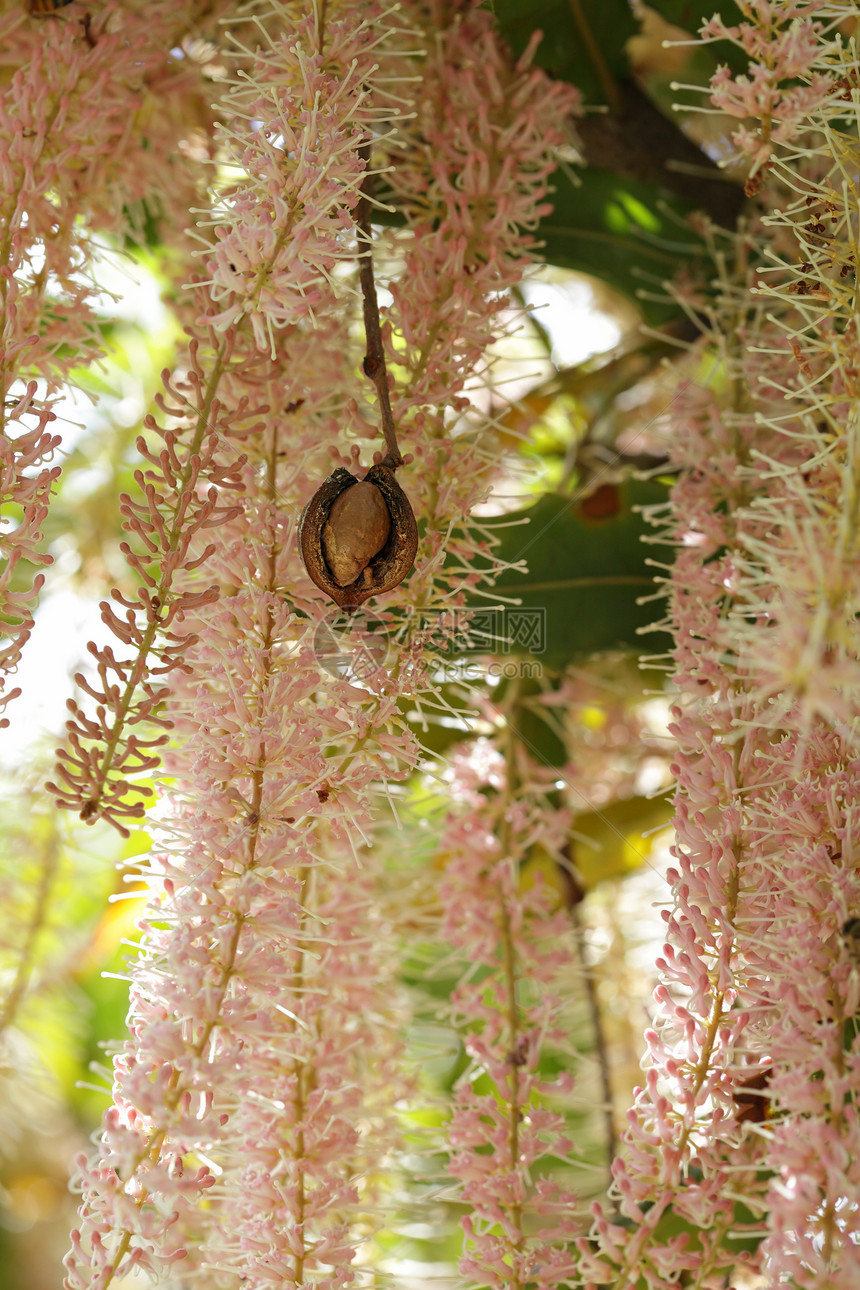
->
[571,905,617,1170]
[356,139,402,469]
[566,0,621,113]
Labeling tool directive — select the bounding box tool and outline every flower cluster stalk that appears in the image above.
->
[439,731,581,1289]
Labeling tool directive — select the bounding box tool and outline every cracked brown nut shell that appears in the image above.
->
[298,464,418,607]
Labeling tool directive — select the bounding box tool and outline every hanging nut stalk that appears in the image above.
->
[299,135,418,607]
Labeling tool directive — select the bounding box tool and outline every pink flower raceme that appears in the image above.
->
[1,0,219,724]
[47,324,256,834]
[439,739,580,1290]
[702,0,832,182]
[585,11,860,1272]
[66,459,417,1288]
[59,3,586,1286]
[0,383,59,724]
[387,5,580,418]
[376,0,581,652]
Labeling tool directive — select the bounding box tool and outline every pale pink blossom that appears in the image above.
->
[386,7,580,419]
[0,383,60,723]
[705,0,833,178]
[587,21,860,1273]
[379,1,581,635]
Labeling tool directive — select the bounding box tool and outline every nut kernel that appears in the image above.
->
[321,481,391,587]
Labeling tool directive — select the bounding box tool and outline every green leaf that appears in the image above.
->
[498,673,568,768]
[122,195,166,251]
[540,168,704,324]
[470,479,673,671]
[491,0,713,323]
[572,793,673,887]
[645,0,748,73]
[646,0,743,40]
[492,0,637,102]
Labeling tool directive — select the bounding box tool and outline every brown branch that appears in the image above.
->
[577,78,746,230]
[567,0,622,114]
[356,140,402,469]
[0,826,59,1035]
[571,905,617,1170]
